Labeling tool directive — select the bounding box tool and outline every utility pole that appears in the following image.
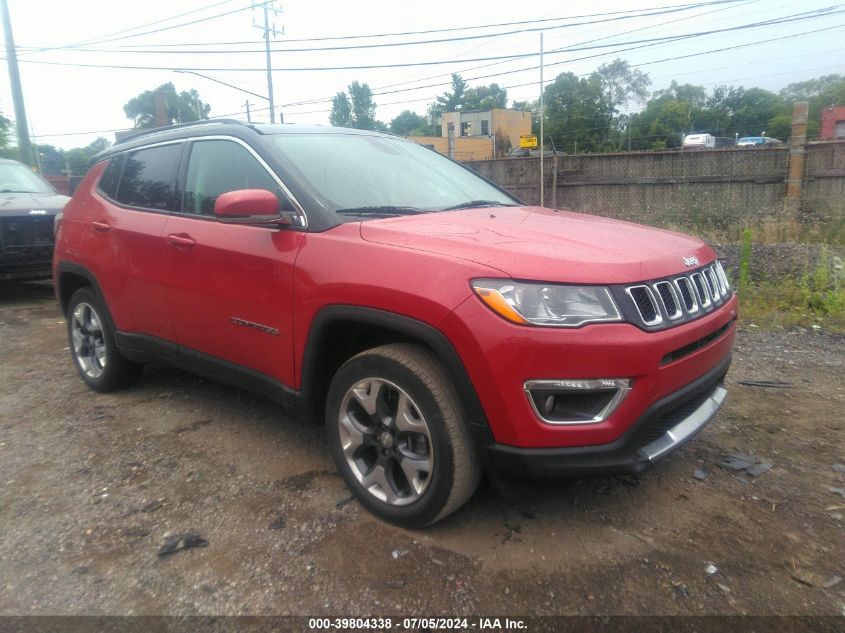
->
[245,100,252,122]
[1,0,34,166]
[539,32,544,208]
[254,2,283,124]
[263,3,275,123]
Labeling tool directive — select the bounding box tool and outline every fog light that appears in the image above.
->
[524,379,632,425]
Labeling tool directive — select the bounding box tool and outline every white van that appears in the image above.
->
[683,133,715,149]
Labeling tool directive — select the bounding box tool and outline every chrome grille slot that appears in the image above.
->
[705,267,722,303]
[674,277,699,314]
[712,264,726,295]
[715,261,731,292]
[691,272,711,308]
[654,281,682,320]
[626,285,663,326]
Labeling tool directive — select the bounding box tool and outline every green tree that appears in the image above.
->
[64,138,110,176]
[34,144,64,175]
[628,88,697,150]
[0,112,10,150]
[594,59,650,147]
[348,81,378,130]
[429,73,468,120]
[461,83,508,110]
[541,72,608,153]
[330,81,385,130]
[708,86,785,137]
[123,82,211,129]
[329,92,353,127]
[389,110,427,136]
[780,74,845,139]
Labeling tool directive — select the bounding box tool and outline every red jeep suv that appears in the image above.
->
[53,120,737,527]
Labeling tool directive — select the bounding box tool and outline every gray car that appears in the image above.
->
[0,158,69,281]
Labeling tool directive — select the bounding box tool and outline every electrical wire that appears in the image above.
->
[281,0,759,108]
[23,1,749,55]
[9,8,842,73]
[17,0,745,51]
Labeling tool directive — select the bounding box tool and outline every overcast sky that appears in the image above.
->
[2,0,843,149]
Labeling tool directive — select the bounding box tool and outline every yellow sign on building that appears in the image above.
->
[519,135,538,149]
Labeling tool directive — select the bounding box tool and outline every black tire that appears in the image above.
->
[66,287,140,392]
[326,343,481,527]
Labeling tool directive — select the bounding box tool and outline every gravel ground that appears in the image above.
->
[712,242,844,283]
[1,281,844,617]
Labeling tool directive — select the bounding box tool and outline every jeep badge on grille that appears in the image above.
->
[683,256,700,267]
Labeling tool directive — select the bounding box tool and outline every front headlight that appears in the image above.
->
[471,279,622,327]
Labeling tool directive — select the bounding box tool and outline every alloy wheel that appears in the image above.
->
[70,302,107,379]
[338,378,434,506]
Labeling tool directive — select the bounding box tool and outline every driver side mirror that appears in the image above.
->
[214,189,291,226]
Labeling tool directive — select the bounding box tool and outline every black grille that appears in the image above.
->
[676,278,695,311]
[629,286,657,323]
[661,319,734,365]
[620,262,733,330]
[0,217,54,248]
[692,273,709,305]
[655,282,679,317]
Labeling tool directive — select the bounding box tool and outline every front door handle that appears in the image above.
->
[166,233,196,248]
[91,221,110,232]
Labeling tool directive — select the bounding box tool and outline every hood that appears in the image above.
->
[0,192,70,218]
[359,206,715,284]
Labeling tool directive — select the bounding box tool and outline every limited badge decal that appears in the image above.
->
[230,317,279,336]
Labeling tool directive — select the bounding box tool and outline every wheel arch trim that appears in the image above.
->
[55,261,110,319]
[300,305,490,431]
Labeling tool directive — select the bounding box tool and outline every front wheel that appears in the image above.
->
[326,344,481,528]
[66,287,140,392]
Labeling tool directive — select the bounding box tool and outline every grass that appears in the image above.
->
[735,244,845,332]
[646,203,845,331]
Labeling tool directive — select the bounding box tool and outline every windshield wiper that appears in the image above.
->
[0,189,38,194]
[443,200,517,210]
[335,205,427,217]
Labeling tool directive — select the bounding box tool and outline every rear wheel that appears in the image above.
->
[66,287,140,392]
[326,344,481,527]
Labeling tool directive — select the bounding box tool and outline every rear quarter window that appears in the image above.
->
[96,155,124,199]
[114,143,182,211]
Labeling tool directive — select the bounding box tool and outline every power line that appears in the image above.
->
[281,0,759,108]
[20,1,748,55]
[277,21,845,109]
[22,1,265,55]
[17,0,744,51]
[19,0,242,55]
[277,32,844,116]
[9,8,842,73]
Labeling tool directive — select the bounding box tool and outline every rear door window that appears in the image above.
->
[181,139,293,216]
[115,144,182,211]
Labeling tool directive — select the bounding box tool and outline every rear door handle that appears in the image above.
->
[166,233,196,248]
[91,221,110,232]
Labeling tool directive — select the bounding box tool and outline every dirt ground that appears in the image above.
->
[0,281,843,617]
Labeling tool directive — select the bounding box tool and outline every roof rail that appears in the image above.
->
[116,118,249,145]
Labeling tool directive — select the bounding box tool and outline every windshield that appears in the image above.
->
[0,163,56,194]
[271,133,517,218]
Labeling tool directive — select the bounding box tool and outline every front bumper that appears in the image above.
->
[485,353,730,477]
[441,290,737,449]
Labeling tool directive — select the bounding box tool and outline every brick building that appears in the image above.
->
[820,105,845,140]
